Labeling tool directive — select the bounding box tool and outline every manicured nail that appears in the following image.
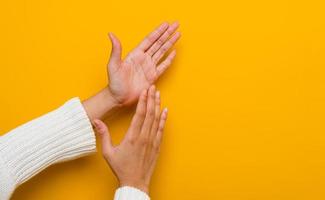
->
[156,91,160,99]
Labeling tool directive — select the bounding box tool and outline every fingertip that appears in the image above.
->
[161,22,169,28]
[163,108,168,119]
[156,90,160,100]
[172,21,180,28]
[108,32,115,41]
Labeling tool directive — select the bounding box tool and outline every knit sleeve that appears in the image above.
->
[114,186,150,200]
[0,97,96,200]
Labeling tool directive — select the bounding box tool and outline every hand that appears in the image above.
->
[93,85,168,194]
[107,22,180,106]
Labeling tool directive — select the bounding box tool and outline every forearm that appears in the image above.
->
[82,87,122,120]
[0,98,96,200]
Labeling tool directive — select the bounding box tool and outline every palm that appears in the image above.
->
[109,51,157,105]
[107,22,180,106]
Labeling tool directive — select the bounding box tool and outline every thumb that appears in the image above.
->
[93,119,113,158]
[108,32,122,66]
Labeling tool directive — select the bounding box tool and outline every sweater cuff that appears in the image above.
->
[114,186,150,200]
[0,97,96,194]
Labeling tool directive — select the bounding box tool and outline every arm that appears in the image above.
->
[0,98,96,200]
[0,21,179,200]
[82,88,121,120]
[94,86,168,200]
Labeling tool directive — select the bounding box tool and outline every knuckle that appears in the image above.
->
[137,109,146,118]
[154,117,160,123]
[148,110,155,117]
[148,36,156,43]
[151,31,159,40]
[166,29,173,35]
[140,137,149,145]
[155,52,162,59]
[155,29,162,36]
[161,46,168,52]
[147,49,154,55]
[153,144,160,153]
[165,60,171,66]
[127,135,136,144]
[156,38,164,46]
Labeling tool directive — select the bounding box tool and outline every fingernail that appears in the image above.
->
[164,108,168,113]
[156,91,160,99]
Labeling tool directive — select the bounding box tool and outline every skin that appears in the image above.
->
[82,22,180,194]
[83,21,180,120]
[94,85,168,194]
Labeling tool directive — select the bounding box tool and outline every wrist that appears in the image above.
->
[102,87,123,108]
[82,87,123,120]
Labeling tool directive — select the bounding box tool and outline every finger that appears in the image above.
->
[152,32,180,64]
[129,89,148,135]
[156,50,176,77]
[149,90,161,141]
[137,22,169,51]
[146,22,179,56]
[154,108,168,148]
[108,32,122,66]
[140,85,156,138]
[93,119,113,157]
[147,153,159,182]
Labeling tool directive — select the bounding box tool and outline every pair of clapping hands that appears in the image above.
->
[83,21,180,194]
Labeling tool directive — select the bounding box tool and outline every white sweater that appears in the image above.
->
[0,98,149,200]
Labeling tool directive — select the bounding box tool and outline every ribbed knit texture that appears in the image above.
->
[0,98,96,200]
[114,186,150,200]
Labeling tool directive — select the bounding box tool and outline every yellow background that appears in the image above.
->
[1,0,325,199]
